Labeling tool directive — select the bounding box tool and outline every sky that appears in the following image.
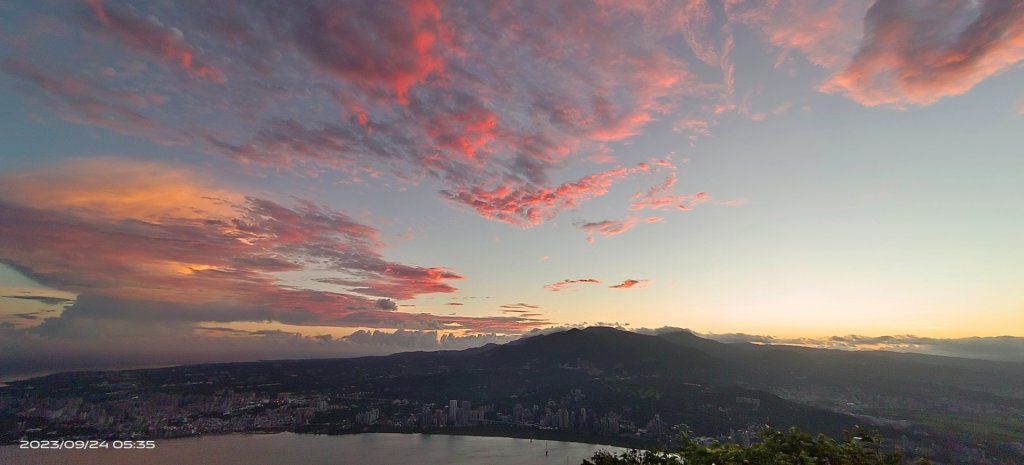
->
[1,0,1023,376]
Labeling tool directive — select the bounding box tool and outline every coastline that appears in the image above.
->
[305,425,652,450]
[0,431,629,465]
[4,426,648,451]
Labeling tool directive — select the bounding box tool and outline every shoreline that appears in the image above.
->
[320,425,652,450]
[4,427,648,451]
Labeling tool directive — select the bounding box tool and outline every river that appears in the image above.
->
[0,432,627,464]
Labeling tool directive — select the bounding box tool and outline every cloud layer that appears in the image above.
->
[3,0,1024,376]
[703,332,1024,363]
[821,0,1024,106]
[0,159,544,334]
[6,0,1019,235]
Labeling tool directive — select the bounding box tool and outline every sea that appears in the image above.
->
[0,432,627,465]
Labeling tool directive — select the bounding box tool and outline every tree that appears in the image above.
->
[582,426,921,465]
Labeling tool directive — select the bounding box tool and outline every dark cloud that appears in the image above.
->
[500,303,540,309]
[0,59,159,136]
[543,278,601,292]
[0,325,518,381]
[702,332,1024,362]
[375,298,398,311]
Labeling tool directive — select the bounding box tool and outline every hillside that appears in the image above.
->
[3,327,1022,462]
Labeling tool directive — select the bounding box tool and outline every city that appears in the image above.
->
[3,327,1022,464]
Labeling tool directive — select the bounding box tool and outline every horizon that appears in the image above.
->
[3,0,1024,377]
[2,324,1022,382]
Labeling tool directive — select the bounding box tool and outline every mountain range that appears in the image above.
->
[3,327,1023,462]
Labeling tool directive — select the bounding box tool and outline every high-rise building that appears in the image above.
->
[460,401,471,425]
[512,404,524,425]
[449,400,458,425]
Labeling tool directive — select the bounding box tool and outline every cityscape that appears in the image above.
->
[3,327,1022,464]
[2,363,747,444]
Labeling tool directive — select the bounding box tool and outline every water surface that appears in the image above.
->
[0,432,626,465]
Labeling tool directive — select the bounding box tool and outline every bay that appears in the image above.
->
[0,432,626,465]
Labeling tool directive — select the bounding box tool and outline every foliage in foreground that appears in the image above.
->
[584,427,933,465]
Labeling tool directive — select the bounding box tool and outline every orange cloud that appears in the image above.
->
[0,159,543,334]
[0,157,241,222]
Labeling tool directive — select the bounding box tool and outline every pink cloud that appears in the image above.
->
[609,279,651,289]
[442,162,652,226]
[278,0,447,104]
[84,0,224,82]
[630,172,711,211]
[821,0,1024,107]
[673,118,712,145]
[544,278,601,292]
[727,0,868,70]
[3,1,779,229]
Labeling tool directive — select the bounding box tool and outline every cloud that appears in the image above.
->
[571,156,723,242]
[0,159,544,335]
[727,0,868,70]
[271,0,445,105]
[4,1,728,227]
[629,168,710,212]
[544,279,601,292]
[0,156,241,222]
[0,325,520,380]
[343,329,516,350]
[375,298,398,311]
[500,303,540,309]
[501,303,542,314]
[609,279,651,289]
[575,218,641,243]
[442,162,654,227]
[702,332,1024,362]
[2,295,76,306]
[0,59,161,136]
[821,0,1024,107]
[83,0,223,82]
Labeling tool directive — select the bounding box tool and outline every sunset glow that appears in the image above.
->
[2,0,1023,374]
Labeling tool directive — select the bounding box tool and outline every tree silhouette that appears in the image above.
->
[583,426,931,465]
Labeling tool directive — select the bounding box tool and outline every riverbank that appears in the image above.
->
[1,431,627,465]
[302,424,655,450]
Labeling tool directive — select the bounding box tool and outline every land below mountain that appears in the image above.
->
[3,327,1022,463]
